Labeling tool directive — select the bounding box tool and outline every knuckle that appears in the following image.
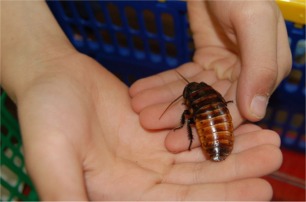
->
[257,65,277,84]
[257,129,281,147]
[247,65,278,94]
[192,163,203,183]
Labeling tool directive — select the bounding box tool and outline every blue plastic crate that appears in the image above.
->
[47,0,193,85]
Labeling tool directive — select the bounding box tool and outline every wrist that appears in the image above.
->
[1,1,76,102]
[2,45,77,103]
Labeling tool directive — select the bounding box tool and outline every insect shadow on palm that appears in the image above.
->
[159,71,234,162]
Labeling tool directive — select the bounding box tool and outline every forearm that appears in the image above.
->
[1,1,75,102]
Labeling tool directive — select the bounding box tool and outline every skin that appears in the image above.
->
[2,1,288,201]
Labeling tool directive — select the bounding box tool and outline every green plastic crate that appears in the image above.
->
[1,92,39,201]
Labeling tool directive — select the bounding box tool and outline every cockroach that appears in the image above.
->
[160,71,234,161]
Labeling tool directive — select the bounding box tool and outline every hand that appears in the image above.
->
[17,53,281,200]
[130,0,291,122]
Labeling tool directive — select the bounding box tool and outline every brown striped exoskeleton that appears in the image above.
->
[160,71,234,161]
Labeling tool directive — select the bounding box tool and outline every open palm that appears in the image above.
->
[17,53,281,200]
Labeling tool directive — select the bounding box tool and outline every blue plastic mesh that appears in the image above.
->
[47,1,193,85]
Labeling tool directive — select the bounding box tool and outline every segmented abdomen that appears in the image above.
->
[188,85,234,161]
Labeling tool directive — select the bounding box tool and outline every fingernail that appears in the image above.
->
[250,95,269,119]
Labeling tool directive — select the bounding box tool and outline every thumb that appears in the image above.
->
[232,3,279,121]
[23,133,88,200]
[18,96,89,200]
[22,132,88,200]
[237,64,276,122]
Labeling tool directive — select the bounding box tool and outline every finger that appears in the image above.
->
[129,69,181,98]
[276,13,292,80]
[18,95,88,200]
[129,62,203,97]
[187,0,223,48]
[139,79,235,129]
[164,144,282,186]
[143,178,272,201]
[133,70,218,114]
[223,80,244,126]
[132,76,186,114]
[232,2,280,121]
[169,124,280,157]
[130,63,216,113]
[234,122,261,135]
[23,135,88,200]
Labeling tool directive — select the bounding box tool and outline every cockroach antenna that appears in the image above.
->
[175,70,190,84]
[159,70,189,120]
[159,94,183,120]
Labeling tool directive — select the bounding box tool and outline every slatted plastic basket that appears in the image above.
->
[1,0,305,200]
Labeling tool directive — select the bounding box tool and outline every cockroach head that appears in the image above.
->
[183,82,200,98]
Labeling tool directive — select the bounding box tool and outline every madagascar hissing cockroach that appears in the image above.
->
[160,71,234,162]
